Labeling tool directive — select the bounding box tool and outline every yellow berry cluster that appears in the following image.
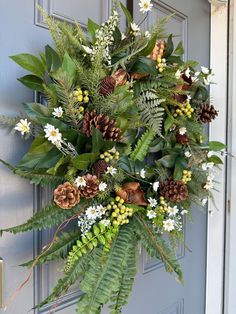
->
[100,149,120,163]
[105,196,133,226]
[159,196,168,213]
[182,170,192,184]
[174,100,194,118]
[72,88,89,104]
[157,58,166,73]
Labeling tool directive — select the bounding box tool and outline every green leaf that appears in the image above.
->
[10,53,45,78]
[173,158,185,180]
[18,75,44,92]
[174,41,184,56]
[119,156,145,173]
[113,27,122,49]
[130,129,155,161]
[208,141,226,151]
[164,116,175,133]
[45,45,61,72]
[130,57,157,75]
[148,138,164,153]
[87,18,99,43]
[208,155,223,164]
[72,153,98,170]
[164,34,174,58]
[120,2,133,23]
[140,34,158,57]
[159,154,177,168]
[53,52,76,87]
[23,102,50,119]
[92,127,103,153]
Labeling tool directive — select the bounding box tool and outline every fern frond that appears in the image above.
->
[22,230,80,267]
[0,115,22,128]
[76,223,136,314]
[133,213,183,283]
[130,128,155,161]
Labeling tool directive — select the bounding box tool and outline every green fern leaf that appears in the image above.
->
[130,128,155,161]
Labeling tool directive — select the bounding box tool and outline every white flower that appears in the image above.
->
[82,45,93,54]
[181,209,188,215]
[179,127,187,135]
[148,197,157,208]
[185,151,192,158]
[175,69,182,79]
[167,205,179,216]
[139,0,153,13]
[44,124,62,145]
[85,206,98,220]
[75,176,86,188]
[163,218,175,232]
[14,119,31,135]
[185,68,191,78]
[203,74,213,85]
[100,219,110,227]
[121,33,126,40]
[204,181,214,191]
[202,198,208,206]
[207,151,214,158]
[147,209,157,219]
[131,22,141,36]
[144,30,151,38]
[99,182,107,192]
[106,166,117,176]
[140,168,146,179]
[192,72,200,82]
[201,66,209,75]
[202,162,214,171]
[153,181,160,192]
[52,107,63,118]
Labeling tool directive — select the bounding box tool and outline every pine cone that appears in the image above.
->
[148,40,166,61]
[78,174,99,199]
[197,103,218,123]
[176,133,189,145]
[100,76,116,96]
[112,69,128,86]
[92,160,108,178]
[54,182,80,209]
[83,110,121,141]
[160,178,188,202]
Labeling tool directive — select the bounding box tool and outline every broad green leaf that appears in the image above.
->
[149,138,164,153]
[113,27,122,49]
[173,158,185,180]
[208,141,226,151]
[120,2,133,23]
[140,34,158,57]
[53,52,76,87]
[10,53,45,78]
[87,18,99,43]
[130,57,157,75]
[164,34,174,58]
[92,127,103,153]
[159,154,177,168]
[164,116,175,133]
[18,75,44,92]
[23,102,50,119]
[72,153,98,170]
[174,41,184,56]
[45,45,61,72]
[208,155,223,164]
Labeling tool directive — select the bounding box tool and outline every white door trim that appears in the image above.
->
[206,3,229,314]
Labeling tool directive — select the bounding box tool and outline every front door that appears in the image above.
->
[0,1,210,314]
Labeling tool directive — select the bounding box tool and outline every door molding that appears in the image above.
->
[206,3,229,314]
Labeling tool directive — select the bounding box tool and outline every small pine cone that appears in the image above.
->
[54,182,80,209]
[112,69,128,86]
[100,76,116,96]
[148,40,166,61]
[160,178,188,203]
[83,110,121,141]
[197,103,219,123]
[176,133,189,145]
[92,160,108,178]
[78,174,99,199]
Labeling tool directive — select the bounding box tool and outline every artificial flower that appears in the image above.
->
[163,218,175,232]
[99,182,107,192]
[130,22,140,36]
[14,119,31,135]
[139,0,153,13]
[167,206,179,216]
[179,127,187,135]
[52,107,63,118]
[175,69,182,79]
[144,30,151,38]
[153,181,160,192]
[185,67,191,78]
[100,219,110,227]
[75,176,87,188]
[106,166,117,176]
[140,168,146,179]
[44,124,62,145]
[184,151,192,158]
[201,66,209,74]
[147,209,157,219]
[148,197,157,208]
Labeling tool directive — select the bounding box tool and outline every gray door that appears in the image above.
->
[0,1,210,314]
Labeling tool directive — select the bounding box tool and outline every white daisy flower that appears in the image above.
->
[153,181,160,192]
[99,182,107,192]
[175,69,182,79]
[201,66,209,75]
[167,205,179,216]
[82,45,93,54]
[140,168,146,179]
[130,22,141,36]
[185,68,191,78]
[181,209,188,215]
[52,107,63,118]
[147,209,157,219]
[106,166,117,176]
[184,151,192,158]
[139,0,153,13]
[202,198,208,206]
[100,219,110,227]
[85,206,98,220]
[144,30,151,38]
[75,176,86,188]
[163,218,175,232]
[14,119,31,135]
[148,197,157,208]
[179,127,187,135]
[44,124,62,145]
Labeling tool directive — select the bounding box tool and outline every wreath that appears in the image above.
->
[0,2,225,313]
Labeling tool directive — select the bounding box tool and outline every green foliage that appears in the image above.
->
[133,214,183,283]
[18,75,44,92]
[76,223,136,314]
[0,204,81,235]
[0,115,22,128]
[130,128,155,161]
[53,52,77,87]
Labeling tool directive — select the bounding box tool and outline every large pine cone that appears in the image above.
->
[92,160,108,178]
[160,178,188,202]
[116,182,147,206]
[78,174,99,199]
[176,133,189,145]
[54,182,80,209]
[148,40,166,61]
[197,103,218,123]
[83,110,121,141]
[100,76,116,96]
